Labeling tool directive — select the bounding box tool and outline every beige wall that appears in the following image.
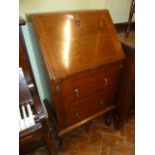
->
[20,0,134,23]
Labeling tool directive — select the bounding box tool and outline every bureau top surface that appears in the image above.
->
[28,10,125,80]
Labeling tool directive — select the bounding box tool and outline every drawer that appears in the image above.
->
[61,63,121,108]
[64,90,114,127]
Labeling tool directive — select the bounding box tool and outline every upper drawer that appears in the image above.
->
[61,63,122,108]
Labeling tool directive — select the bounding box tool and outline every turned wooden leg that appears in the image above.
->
[43,99,61,151]
[44,132,58,155]
[40,116,58,155]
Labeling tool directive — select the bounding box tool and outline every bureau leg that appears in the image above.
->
[59,134,69,152]
[40,116,58,155]
[44,132,58,155]
[112,114,123,129]
[104,111,113,126]
[43,99,61,150]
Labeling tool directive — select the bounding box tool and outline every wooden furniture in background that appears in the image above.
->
[27,10,125,141]
[126,0,135,35]
[115,32,135,128]
[19,20,57,155]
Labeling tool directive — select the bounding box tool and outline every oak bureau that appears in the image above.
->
[25,10,125,141]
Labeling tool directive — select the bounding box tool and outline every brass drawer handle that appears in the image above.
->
[75,20,81,27]
[104,78,107,86]
[74,88,79,96]
[76,113,80,118]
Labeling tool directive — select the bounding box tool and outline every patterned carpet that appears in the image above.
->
[27,115,135,155]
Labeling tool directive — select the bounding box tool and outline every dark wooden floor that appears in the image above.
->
[27,115,135,155]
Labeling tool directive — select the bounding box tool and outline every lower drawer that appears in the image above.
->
[64,91,115,127]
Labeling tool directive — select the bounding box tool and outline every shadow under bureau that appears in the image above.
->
[23,10,125,143]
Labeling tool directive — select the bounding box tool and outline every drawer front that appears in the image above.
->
[61,63,121,108]
[64,91,114,127]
